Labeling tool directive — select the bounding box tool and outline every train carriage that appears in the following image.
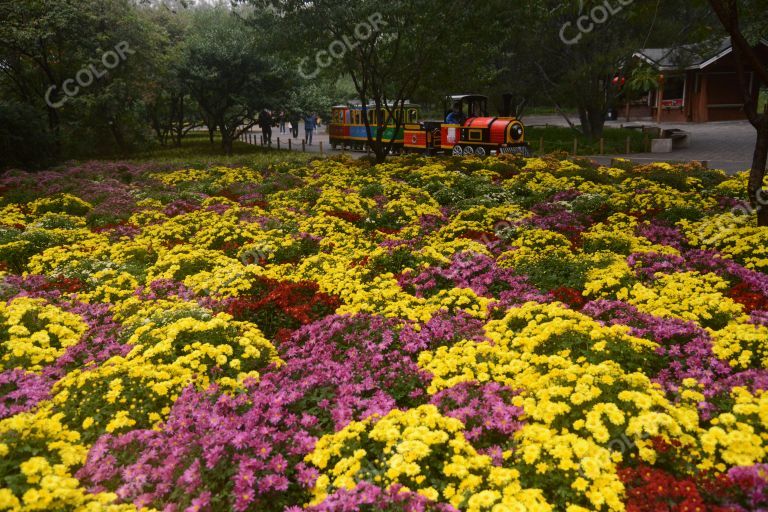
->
[329,94,531,157]
[329,102,420,151]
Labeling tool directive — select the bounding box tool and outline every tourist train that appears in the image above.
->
[328,94,532,157]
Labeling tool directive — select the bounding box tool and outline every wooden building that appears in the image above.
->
[625,39,768,123]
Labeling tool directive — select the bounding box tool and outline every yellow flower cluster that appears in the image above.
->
[626,271,744,328]
[0,407,146,511]
[306,405,552,511]
[51,309,280,441]
[0,298,88,372]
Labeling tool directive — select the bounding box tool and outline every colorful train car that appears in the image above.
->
[328,102,420,150]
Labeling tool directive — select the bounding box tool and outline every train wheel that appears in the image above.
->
[475,147,486,156]
[463,146,474,156]
[452,145,463,156]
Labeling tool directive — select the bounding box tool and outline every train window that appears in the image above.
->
[407,109,418,123]
[468,129,482,141]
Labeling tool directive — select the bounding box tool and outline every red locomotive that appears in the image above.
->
[403,94,531,156]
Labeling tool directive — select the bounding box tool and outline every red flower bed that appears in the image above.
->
[222,277,340,339]
[727,282,768,312]
[551,286,587,309]
[619,465,736,512]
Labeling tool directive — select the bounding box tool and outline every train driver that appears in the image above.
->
[445,102,467,125]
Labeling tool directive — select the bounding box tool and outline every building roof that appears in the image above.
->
[634,38,768,71]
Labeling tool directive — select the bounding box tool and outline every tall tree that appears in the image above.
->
[506,0,712,140]
[248,0,495,162]
[180,6,291,155]
[0,0,163,155]
[707,0,768,226]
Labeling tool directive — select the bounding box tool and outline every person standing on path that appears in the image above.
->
[304,112,317,145]
[278,110,286,134]
[290,111,300,138]
[258,108,273,145]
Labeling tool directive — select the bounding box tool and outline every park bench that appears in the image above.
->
[651,128,691,153]
[661,129,691,149]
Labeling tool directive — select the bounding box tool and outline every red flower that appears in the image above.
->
[619,465,739,512]
[727,282,768,312]
[325,210,363,223]
[550,286,587,309]
[221,277,340,339]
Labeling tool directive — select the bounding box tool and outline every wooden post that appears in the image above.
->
[643,135,649,152]
[277,137,281,150]
[539,137,544,153]
[319,141,323,155]
[302,140,306,152]
[572,138,578,156]
[599,138,604,155]
[625,136,631,154]
[288,139,292,151]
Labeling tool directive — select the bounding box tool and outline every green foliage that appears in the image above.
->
[0,102,57,170]
[511,249,591,292]
[526,126,646,155]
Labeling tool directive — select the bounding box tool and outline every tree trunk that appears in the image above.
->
[109,120,126,154]
[579,106,605,142]
[220,126,233,156]
[578,107,592,140]
[750,115,768,226]
[588,106,605,140]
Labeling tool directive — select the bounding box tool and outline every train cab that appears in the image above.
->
[404,94,530,156]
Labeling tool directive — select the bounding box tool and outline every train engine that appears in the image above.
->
[403,94,531,157]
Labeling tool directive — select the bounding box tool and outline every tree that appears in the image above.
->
[138,4,201,147]
[179,6,291,155]
[505,0,713,140]
[0,0,165,156]
[249,0,494,162]
[706,0,768,226]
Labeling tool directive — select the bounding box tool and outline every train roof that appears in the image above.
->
[332,101,419,109]
[447,94,488,102]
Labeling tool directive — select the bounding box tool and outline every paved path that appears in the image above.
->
[522,115,757,174]
[243,118,759,173]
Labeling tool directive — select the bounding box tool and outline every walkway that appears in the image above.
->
[522,115,757,174]
[242,118,759,174]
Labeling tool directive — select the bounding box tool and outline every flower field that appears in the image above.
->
[1,154,768,511]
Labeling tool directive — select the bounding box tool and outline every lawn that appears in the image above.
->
[526,125,647,156]
[89,132,313,168]
[1,153,767,511]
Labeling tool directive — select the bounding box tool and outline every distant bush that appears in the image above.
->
[0,101,57,170]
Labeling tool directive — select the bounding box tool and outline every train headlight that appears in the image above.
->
[510,123,524,141]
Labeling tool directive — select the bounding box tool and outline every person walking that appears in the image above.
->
[303,112,317,145]
[258,108,273,145]
[290,111,300,138]
[278,110,286,134]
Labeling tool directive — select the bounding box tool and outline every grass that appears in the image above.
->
[81,132,314,168]
[522,106,565,116]
[526,126,647,156]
